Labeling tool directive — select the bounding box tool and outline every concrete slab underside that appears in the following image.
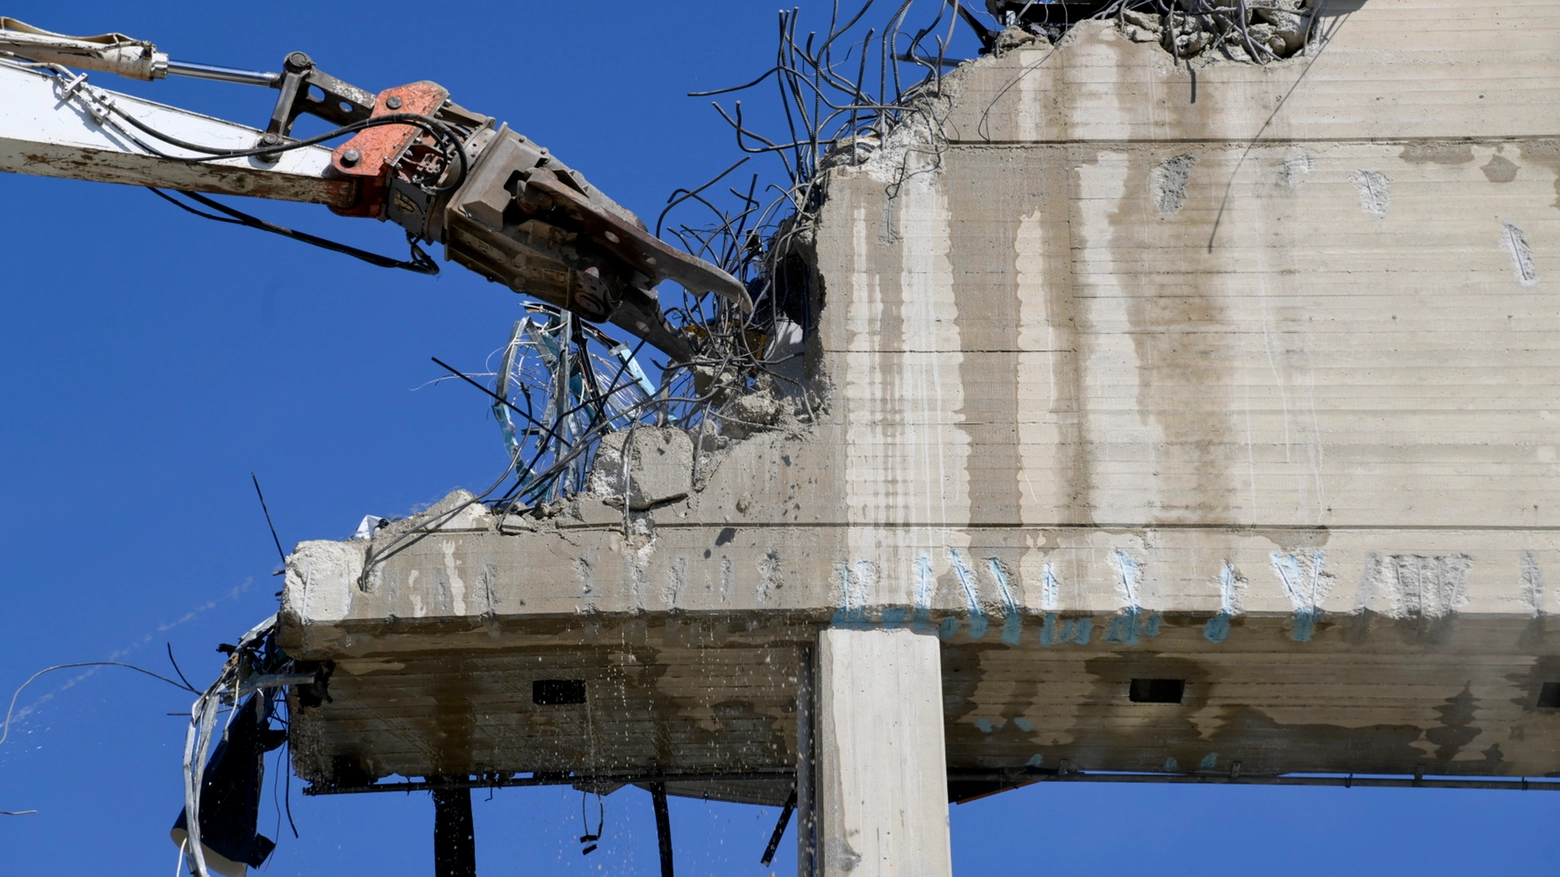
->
[282,0,1560,798]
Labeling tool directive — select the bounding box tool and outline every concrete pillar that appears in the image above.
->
[816,628,951,877]
[432,786,476,877]
[796,642,817,876]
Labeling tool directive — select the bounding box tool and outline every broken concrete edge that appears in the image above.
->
[277,604,1547,656]
[279,497,1546,657]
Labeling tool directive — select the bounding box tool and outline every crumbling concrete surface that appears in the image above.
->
[282,0,1560,801]
[586,427,694,510]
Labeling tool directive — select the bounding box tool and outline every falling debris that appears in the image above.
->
[174,616,327,877]
[349,515,389,540]
[170,695,287,877]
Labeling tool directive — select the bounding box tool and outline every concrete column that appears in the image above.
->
[817,628,951,877]
[432,786,476,877]
[796,642,817,876]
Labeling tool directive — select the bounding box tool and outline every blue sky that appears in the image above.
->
[0,1,1555,874]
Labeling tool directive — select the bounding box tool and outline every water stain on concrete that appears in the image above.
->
[1482,154,1519,183]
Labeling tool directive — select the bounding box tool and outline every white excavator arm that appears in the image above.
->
[0,60,348,204]
[0,19,750,360]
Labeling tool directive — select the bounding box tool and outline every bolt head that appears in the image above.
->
[259,132,281,146]
[340,148,362,168]
[284,52,313,71]
[385,95,403,110]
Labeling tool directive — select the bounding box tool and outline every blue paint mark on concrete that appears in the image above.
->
[1106,608,1142,645]
[879,606,910,628]
[1014,717,1035,732]
[1199,753,1218,771]
[1039,612,1059,646]
[974,718,994,734]
[966,614,989,640]
[987,558,1018,610]
[1204,562,1240,643]
[914,554,934,628]
[1000,616,1022,646]
[1108,550,1149,644]
[949,548,986,639]
[1113,549,1143,605]
[1107,610,1161,645]
[1271,551,1327,642]
[939,616,960,641]
[1164,757,1179,772]
[1292,608,1319,642]
[1041,563,1060,611]
[1026,754,1044,768]
[831,561,872,628]
[1203,611,1232,644]
[1042,614,1093,646]
[987,558,1024,646]
[1065,617,1092,645]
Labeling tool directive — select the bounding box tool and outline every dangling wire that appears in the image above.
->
[147,188,439,274]
[578,789,605,855]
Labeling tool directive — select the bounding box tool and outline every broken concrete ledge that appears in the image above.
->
[281,487,1557,656]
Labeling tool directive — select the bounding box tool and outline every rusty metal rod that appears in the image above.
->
[761,789,797,865]
[650,781,674,877]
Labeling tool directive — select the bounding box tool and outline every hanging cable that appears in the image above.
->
[147,188,438,274]
[1,661,200,749]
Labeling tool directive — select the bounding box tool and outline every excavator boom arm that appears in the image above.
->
[0,20,751,361]
[0,60,351,205]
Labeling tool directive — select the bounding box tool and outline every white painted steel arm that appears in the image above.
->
[0,59,352,206]
[0,17,167,80]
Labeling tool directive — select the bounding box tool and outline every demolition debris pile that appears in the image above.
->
[987,0,1317,61]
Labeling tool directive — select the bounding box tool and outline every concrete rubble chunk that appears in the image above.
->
[370,489,490,540]
[1120,9,1160,33]
[497,513,535,535]
[587,427,694,510]
[993,24,1042,54]
[1255,8,1308,53]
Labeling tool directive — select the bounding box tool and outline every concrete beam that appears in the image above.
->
[818,628,950,877]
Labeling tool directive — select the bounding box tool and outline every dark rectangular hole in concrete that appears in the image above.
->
[1537,682,1560,709]
[532,679,586,705]
[1129,678,1185,704]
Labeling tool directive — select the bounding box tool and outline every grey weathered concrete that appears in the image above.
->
[281,0,1560,832]
[818,628,950,877]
